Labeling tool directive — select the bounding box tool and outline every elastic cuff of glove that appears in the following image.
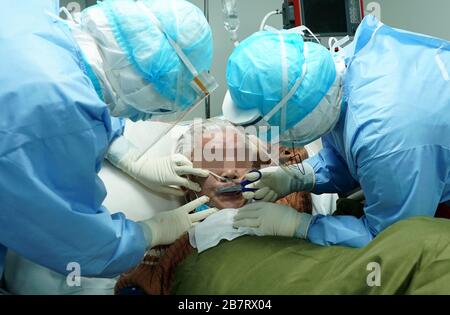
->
[294,213,313,239]
[303,162,316,191]
[291,162,316,192]
[138,222,154,250]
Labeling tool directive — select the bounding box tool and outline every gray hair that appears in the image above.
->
[174,118,232,160]
[173,118,271,165]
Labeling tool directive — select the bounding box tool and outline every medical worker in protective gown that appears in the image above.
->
[225,16,450,247]
[0,0,217,278]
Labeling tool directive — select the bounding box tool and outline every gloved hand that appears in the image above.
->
[140,196,217,248]
[242,164,315,202]
[233,202,303,237]
[106,136,209,196]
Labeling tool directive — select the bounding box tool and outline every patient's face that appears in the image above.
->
[187,128,258,210]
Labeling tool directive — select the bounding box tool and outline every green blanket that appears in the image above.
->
[173,217,450,294]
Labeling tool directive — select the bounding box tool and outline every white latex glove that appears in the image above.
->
[106,136,209,196]
[242,164,315,202]
[140,196,218,247]
[233,202,302,237]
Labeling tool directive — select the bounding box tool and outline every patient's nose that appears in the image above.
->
[220,169,239,181]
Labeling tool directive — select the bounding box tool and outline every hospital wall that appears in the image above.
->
[376,0,450,40]
[60,0,450,120]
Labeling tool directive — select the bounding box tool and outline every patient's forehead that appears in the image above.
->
[190,129,257,169]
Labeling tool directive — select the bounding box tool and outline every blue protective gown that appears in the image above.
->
[304,16,450,247]
[0,1,146,277]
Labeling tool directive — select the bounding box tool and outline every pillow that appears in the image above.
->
[101,120,188,220]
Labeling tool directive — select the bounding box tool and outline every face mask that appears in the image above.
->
[280,70,344,147]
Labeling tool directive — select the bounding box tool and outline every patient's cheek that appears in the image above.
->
[198,176,216,196]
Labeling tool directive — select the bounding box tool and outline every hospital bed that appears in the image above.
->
[6,120,450,295]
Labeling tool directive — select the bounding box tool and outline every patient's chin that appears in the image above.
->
[210,193,247,210]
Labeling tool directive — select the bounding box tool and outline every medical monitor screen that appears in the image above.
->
[301,0,348,35]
